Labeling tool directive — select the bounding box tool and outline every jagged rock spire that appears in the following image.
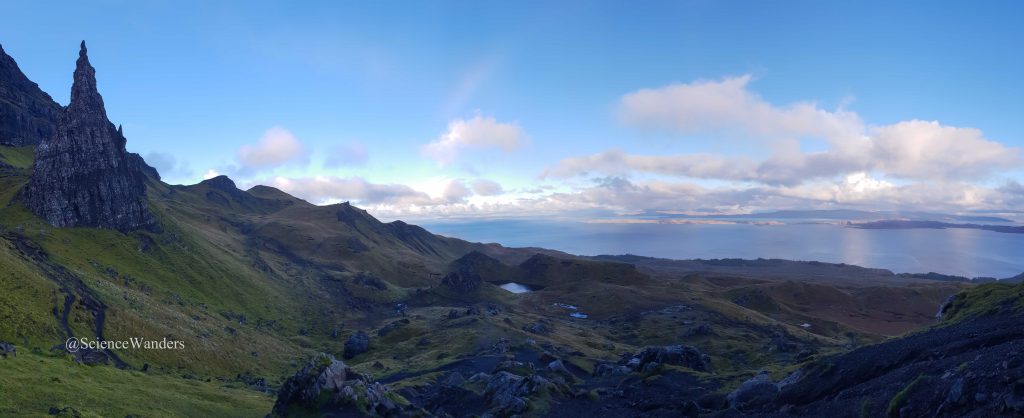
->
[21,41,157,232]
[69,40,104,114]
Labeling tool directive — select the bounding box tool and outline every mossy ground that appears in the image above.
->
[941,281,1024,323]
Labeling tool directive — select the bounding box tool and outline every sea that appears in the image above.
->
[419,219,1024,279]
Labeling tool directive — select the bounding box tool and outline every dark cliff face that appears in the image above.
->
[0,43,61,146]
[21,42,157,233]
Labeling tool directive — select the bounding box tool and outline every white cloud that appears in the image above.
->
[618,75,863,142]
[246,172,1023,221]
[442,180,472,203]
[472,179,504,196]
[202,169,221,180]
[546,121,1020,186]
[267,176,433,206]
[421,115,527,165]
[324,141,368,167]
[546,77,1022,187]
[869,120,1020,180]
[542,149,761,182]
[237,127,309,171]
[144,151,193,183]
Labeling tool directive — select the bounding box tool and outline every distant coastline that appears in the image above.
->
[851,220,1024,235]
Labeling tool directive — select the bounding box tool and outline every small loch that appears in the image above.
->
[498,282,540,294]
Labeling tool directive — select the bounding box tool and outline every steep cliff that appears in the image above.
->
[0,43,61,146]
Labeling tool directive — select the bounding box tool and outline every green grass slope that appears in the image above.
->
[0,351,273,417]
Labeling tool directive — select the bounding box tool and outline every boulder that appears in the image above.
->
[523,321,551,335]
[483,372,564,416]
[484,372,529,415]
[636,345,713,373]
[0,341,15,358]
[343,331,370,359]
[547,359,573,378]
[46,406,81,417]
[727,371,779,412]
[593,361,630,377]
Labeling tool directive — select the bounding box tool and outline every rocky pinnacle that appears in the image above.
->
[21,41,158,233]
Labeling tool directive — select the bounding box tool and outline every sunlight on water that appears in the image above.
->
[499,282,533,294]
[423,220,1024,278]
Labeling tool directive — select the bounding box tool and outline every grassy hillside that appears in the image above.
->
[940,280,1024,323]
[0,351,273,417]
[0,144,34,168]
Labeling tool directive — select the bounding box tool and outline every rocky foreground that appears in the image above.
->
[271,305,1024,417]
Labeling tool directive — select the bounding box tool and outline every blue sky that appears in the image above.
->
[3,1,1023,219]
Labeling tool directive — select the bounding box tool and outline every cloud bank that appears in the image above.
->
[546,76,1020,189]
[223,76,1021,220]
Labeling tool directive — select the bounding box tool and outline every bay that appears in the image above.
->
[420,220,1024,278]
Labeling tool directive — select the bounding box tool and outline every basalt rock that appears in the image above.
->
[634,345,713,373]
[21,42,158,233]
[726,371,779,412]
[272,353,409,417]
[344,330,370,359]
[0,43,61,146]
[441,270,481,293]
[0,341,15,358]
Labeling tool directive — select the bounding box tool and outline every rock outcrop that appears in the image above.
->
[440,251,504,292]
[765,310,1024,417]
[343,330,370,359]
[0,341,15,358]
[272,353,408,417]
[633,344,713,373]
[727,371,779,412]
[440,269,482,293]
[0,43,61,146]
[21,42,157,232]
